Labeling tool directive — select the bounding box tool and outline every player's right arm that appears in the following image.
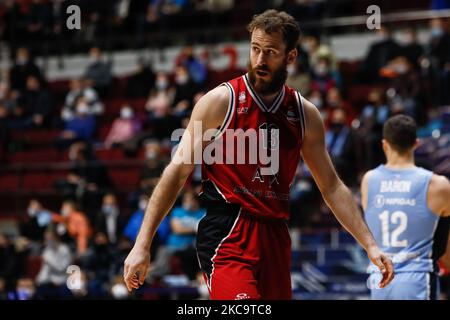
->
[428,174,450,217]
[123,85,230,291]
[360,170,373,212]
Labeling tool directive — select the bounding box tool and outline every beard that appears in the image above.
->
[247,59,288,95]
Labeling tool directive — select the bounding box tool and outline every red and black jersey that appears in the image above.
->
[200,73,305,220]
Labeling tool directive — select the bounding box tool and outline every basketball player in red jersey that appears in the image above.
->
[124,9,394,299]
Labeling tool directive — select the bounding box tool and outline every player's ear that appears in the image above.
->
[287,48,297,64]
[381,139,388,153]
[412,138,420,150]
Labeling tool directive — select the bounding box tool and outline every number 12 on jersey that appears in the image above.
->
[379,210,408,248]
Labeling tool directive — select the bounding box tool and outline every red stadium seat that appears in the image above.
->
[108,168,141,189]
[26,255,43,279]
[94,148,125,161]
[8,149,62,164]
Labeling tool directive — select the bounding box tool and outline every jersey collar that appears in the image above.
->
[243,73,285,113]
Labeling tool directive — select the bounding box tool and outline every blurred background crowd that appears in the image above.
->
[0,0,449,300]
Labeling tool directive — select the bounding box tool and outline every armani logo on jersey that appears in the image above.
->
[285,105,300,122]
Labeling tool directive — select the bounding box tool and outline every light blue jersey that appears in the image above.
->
[364,165,441,299]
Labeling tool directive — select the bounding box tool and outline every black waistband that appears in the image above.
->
[204,201,288,224]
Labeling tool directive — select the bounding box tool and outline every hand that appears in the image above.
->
[123,245,151,292]
[33,114,43,126]
[67,174,81,184]
[62,130,76,139]
[366,245,394,288]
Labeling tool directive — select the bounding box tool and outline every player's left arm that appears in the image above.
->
[428,174,450,217]
[300,98,394,287]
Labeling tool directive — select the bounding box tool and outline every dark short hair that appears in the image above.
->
[383,115,417,154]
[247,9,301,52]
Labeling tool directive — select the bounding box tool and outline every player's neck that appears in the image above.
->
[258,88,283,106]
[385,152,416,169]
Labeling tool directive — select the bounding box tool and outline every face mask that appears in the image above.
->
[103,205,118,216]
[287,64,296,76]
[139,200,147,211]
[46,239,56,248]
[394,63,408,74]
[146,151,158,160]
[16,57,28,66]
[403,34,414,45]
[301,42,312,53]
[175,75,189,85]
[61,207,71,217]
[76,103,89,115]
[37,211,52,227]
[310,97,323,109]
[28,207,37,217]
[375,33,388,42]
[156,79,168,90]
[17,288,34,300]
[89,56,100,64]
[111,283,128,299]
[431,27,444,38]
[315,64,328,76]
[68,150,78,161]
[120,107,133,119]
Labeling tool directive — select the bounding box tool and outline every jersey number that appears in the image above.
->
[379,210,408,247]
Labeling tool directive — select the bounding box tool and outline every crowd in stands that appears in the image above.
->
[1,0,447,54]
[0,7,450,299]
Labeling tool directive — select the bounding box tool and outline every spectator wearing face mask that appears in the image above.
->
[307,90,328,120]
[172,65,197,115]
[83,47,112,98]
[286,60,311,95]
[382,56,421,120]
[146,72,174,119]
[8,277,38,300]
[20,199,53,243]
[9,75,53,129]
[301,35,337,73]
[81,232,119,296]
[56,96,97,149]
[325,108,357,185]
[324,87,355,125]
[125,58,156,99]
[399,27,424,69]
[95,193,127,244]
[310,57,339,95]
[104,105,141,149]
[9,47,44,92]
[35,228,73,298]
[359,26,401,83]
[61,78,103,122]
[139,140,166,194]
[51,200,92,256]
[424,18,450,106]
[357,89,389,171]
[147,190,205,281]
[123,195,171,252]
[0,234,22,288]
[175,46,208,88]
[54,142,112,214]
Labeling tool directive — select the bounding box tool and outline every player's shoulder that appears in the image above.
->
[429,174,450,197]
[201,85,230,106]
[361,169,375,184]
[192,85,230,117]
